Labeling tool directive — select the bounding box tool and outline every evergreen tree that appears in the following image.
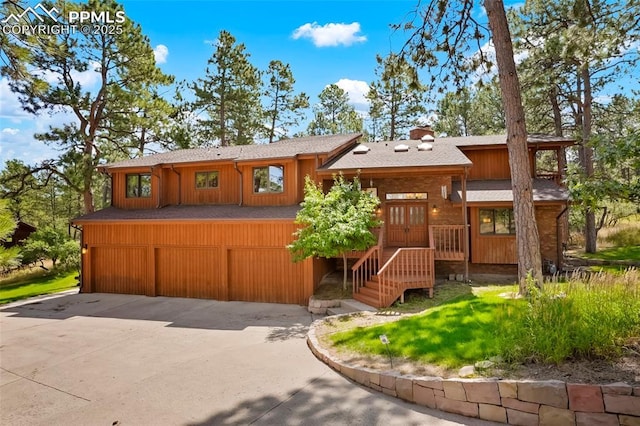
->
[1,0,174,213]
[367,53,427,140]
[262,60,309,143]
[308,84,363,135]
[190,30,262,146]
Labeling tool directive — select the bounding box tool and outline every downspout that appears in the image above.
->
[556,205,569,272]
[152,166,162,208]
[462,167,469,282]
[234,161,243,206]
[170,165,181,205]
[70,224,84,292]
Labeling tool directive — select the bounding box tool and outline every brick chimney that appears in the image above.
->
[409,125,435,140]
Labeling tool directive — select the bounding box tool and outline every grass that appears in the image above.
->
[0,270,79,304]
[579,246,640,262]
[329,270,640,369]
[330,286,520,368]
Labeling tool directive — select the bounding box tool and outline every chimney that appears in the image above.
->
[410,125,435,140]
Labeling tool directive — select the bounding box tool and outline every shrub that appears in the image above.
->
[497,269,640,364]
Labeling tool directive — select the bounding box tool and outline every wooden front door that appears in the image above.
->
[386,203,429,247]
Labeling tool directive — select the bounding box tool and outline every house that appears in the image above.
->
[73,128,573,307]
[2,221,36,248]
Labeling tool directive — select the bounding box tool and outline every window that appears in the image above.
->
[126,174,151,198]
[253,165,284,193]
[479,208,516,235]
[195,171,219,189]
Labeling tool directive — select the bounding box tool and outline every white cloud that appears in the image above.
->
[153,44,169,64]
[292,22,367,47]
[1,128,19,136]
[335,78,370,112]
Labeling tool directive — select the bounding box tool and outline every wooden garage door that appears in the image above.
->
[228,248,305,304]
[91,247,147,295]
[155,248,224,299]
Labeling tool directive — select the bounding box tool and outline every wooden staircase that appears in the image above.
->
[352,246,436,308]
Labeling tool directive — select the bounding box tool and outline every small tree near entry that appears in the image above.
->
[288,175,382,290]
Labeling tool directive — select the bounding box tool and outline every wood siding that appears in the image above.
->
[178,164,240,205]
[112,168,157,210]
[81,221,314,305]
[463,149,512,180]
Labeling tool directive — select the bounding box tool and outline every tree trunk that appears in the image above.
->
[485,0,543,292]
[581,65,597,253]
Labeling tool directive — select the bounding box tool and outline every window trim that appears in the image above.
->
[125,173,152,198]
[252,165,284,194]
[195,170,219,190]
[479,208,516,235]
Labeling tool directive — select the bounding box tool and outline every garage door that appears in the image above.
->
[228,248,305,304]
[155,247,224,299]
[91,247,147,295]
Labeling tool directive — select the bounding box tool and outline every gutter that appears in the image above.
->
[151,166,162,208]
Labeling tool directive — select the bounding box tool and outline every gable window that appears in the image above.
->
[253,165,284,193]
[195,171,219,189]
[479,208,516,235]
[126,174,151,198]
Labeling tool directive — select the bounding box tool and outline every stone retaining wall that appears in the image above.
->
[307,320,640,425]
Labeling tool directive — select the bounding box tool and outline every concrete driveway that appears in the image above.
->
[1,292,497,425]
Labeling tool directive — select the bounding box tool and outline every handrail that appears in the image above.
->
[377,248,435,307]
[429,225,465,260]
[351,245,380,295]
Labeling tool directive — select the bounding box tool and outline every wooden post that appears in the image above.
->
[462,170,469,281]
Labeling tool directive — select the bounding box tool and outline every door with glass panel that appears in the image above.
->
[386,203,429,247]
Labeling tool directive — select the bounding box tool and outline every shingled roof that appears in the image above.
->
[74,205,301,223]
[451,179,570,203]
[437,134,575,147]
[319,139,472,172]
[101,133,362,170]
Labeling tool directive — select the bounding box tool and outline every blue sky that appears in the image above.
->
[1,0,433,165]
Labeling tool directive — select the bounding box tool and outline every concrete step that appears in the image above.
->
[341,298,378,312]
[326,306,356,316]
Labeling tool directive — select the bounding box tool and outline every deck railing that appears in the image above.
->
[351,245,381,296]
[377,248,435,307]
[429,225,466,261]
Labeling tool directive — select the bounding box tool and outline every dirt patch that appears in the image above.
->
[314,311,640,385]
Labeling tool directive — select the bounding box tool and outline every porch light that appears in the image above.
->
[432,204,438,213]
[81,244,88,255]
[375,207,382,216]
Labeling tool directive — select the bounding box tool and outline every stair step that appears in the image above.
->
[358,288,379,301]
[353,292,381,309]
[364,280,379,290]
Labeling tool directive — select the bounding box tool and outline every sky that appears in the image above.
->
[0,0,554,166]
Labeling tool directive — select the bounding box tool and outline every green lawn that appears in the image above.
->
[0,270,79,304]
[580,245,640,262]
[330,286,521,368]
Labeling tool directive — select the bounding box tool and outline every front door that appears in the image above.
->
[386,203,429,247]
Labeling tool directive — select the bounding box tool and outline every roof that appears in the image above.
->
[319,139,472,172]
[436,134,575,148]
[73,205,300,223]
[451,179,570,203]
[102,133,362,170]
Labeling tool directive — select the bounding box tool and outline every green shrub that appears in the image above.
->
[497,269,640,364]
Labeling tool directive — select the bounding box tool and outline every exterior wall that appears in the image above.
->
[81,220,315,305]
[111,167,157,210]
[462,149,511,180]
[238,159,300,206]
[470,204,564,266]
[176,164,240,205]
